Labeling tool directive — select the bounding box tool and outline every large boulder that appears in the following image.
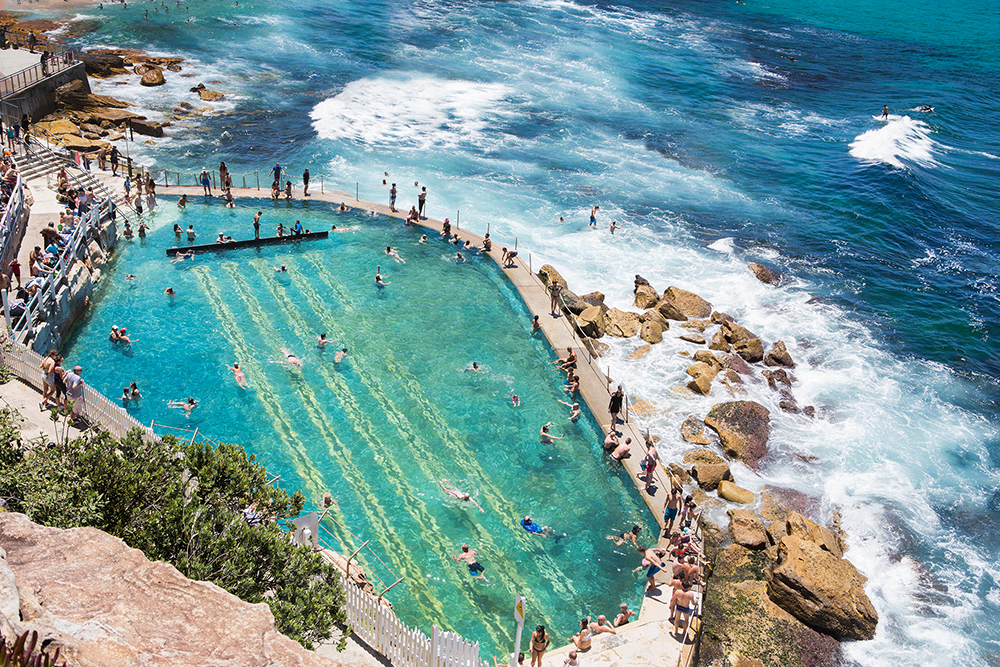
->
[576,305,606,338]
[709,330,730,352]
[686,362,719,395]
[639,320,663,344]
[733,337,765,363]
[199,88,225,101]
[140,67,166,86]
[768,535,878,641]
[560,289,589,315]
[639,308,668,328]
[690,463,733,491]
[664,286,713,318]
[748,263,781,286]
[786,512,843,559]
[680,417,711,445]
[761,368,792,390]
[604,308,640,338]
[129,118,164,138]
[634,284,659,309]
[80,50,129,77]
[704,401,771,468]
[537,264,567,289]
[579,291,605,307]
[727,510,767,549]
[654,298,688,322]
[0,512,346,667]
[683,448,724,465]
[694,350,723,369]
[764,341,796,368]
[628,344,652,361]
[718,480,755,505]
[36,119,81,136]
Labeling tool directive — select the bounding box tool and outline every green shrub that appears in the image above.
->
[0,414,346,649]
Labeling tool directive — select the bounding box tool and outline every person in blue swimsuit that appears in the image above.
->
[589,205,599,227]
[522,516,563,542]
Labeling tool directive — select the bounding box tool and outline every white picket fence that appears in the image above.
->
[342,579,486,667]
[0,339,156,442]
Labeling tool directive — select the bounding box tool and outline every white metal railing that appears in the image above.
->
[0,174,25,268]
[342,578,486,667]
[0,339,155,441]
[10,195,106,341]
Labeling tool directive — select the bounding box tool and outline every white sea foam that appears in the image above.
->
[850,115,938,169]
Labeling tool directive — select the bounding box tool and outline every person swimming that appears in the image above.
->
[375,265,391,288]
[511,392,520,407]
[168,397,198,416]
[521,516,564,542]
[281,348,302,369]
[539,422,564,444]
[227,362,248,388]
[334,348,349,363]
[438,480,485,512]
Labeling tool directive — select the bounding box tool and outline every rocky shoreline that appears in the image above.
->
[536,263,878,666]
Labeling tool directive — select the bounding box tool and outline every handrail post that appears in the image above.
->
[377,576,404,604]
[255,171,259,190]
[344,539,369,579]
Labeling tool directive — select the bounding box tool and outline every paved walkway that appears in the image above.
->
[0,376,85,445]
[0,48,42,79]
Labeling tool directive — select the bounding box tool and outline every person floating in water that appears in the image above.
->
[608,525,642,549]
[438,480,485,512]
[170,250,194,264]
[465,361,483,373]
[227,362,248,388]
[273,265,287,273]
[511,392,520,407]
[375,265,391,288]
[521,516,564,542]
[334,348,349,363]
[317,333,330,349]
[386,246,405,263]
[881,104,889,119]
[168,397,197,416]
[539,422,564,444]
[281,348,302,370]
[452,544,488,581]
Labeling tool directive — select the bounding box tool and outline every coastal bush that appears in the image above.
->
[0,413,346,649]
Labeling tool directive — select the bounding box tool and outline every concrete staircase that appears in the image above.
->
[18,144,136,219]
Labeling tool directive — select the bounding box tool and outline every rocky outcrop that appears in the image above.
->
[579,291,605,308]
[680,417,711,445]
[0,512,344,667]
[722,322,764,363]
[679,333,706,345]
[634,284,659,309]
[129,118,165,138]
[764,341,795,368]
[704,401,771,468]
[686,361,719,395]
[639,320,663,344]
[605,308,640,337]
[576,305,606,338]
[728,510,767,549]
[690,463,733,491]
[709,330,730,352]
[718,480,755,505]
[761,368,792,390]
[537,264,567,288]
[663,286,713,318]
[683,448,724,465]
[767,536,878,641]
[80,50,129,77]
[628,344,651,361]
[140,67,166,86]
[785,512,842,559]
[654,297,687,321]
[749,263,781,286]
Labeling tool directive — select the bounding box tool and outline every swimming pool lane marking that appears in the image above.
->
[251,259,578,628]
[190,266,355,543]
[301,254,356,312]
[289,255,583,594]
[221,261,477,631]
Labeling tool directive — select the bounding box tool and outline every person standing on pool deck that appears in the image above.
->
[389,183,397,212]
[529,626,550,667]
[609,385,624,425]
[452,544,488,581]
[253,211,262,239]
[418,186,427,219]
[200,167,211,195]
[590,205,599,227]
[302,168,310,197]
[270,162,282,186]
[548,280,563,314]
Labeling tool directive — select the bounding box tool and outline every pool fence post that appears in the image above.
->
[510,594,526,667]
[356,182,359,201]
[211,171,216,189]
[321,175,324,193]
[163,170,167,188]
[515,237,518,252]
[529,253,532,273]
[242,175,246,189]
[430,625,440,665]
[345,540,369,580]
[487,222,490,236]
[456,210,460,230]
[255,171,259,190]
[2,289,10,329]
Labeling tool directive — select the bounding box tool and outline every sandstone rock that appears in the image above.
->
[639,308,668,328]
[667,463,692,487]
[704,401,771,468]
[679,333,706,344]
[86,109,144,126]
[723,322,765,363]
[167,64,183,72]
[690,463,733,491]
[681,417,711,445]
[724,369,742,384]
[723,353,754,375]
[604,308,640,338]
[686,362,719,381]
[680,319,708,332]
[199,88,226,101]
[779,391,798,413]
[768,535,878,641]
[764,341,796,368]
[693,350,723,369]
[722,321,757,344]
[683,448,724,465]
[537,264,567,289]
[129,118,164,138]
[179,101,194,109]
[687,375,713,395]
[709,330,730,352]
[80,51,129,77]
[38,118,81,136]
[628,400,661,418]
[802,405,816,418]
[748,262,781,286]
[655,298,688,322]
[0,512,345,667]
[133,63,152,75]
[87,241,106,268]
[719,480,756,505]
[579,291,605,307]
[79,123,106,136]
[761,368,792,390]
[728,509,767,549]
[582,337,610,359]
[633,284,659,309]
[640,320,663,344]
[786,512,842,559]
[0,547,18,621]
[60,135,97,152]
[664,286,713,318]
[731,654,765,667]
[628,344,652,361]
[711,311,736,325]
[55,79,133,113]
[576,305,606,338]
[140,67,166,86]
[560,289,588,315]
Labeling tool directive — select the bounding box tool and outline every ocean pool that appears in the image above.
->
[62,195,656,655]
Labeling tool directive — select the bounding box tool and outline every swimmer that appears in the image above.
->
[129,382,141,401]
[375,266,391,288]
[164,287,175,296]
[609,220,622,234]
[317,334,330,348]
[227,362,248,388]
[456,251,466,263]
[558,399,582,422]
[170,250,194,263]
[438,480,485,512]
[531,315,541,333]
[177,194,188,208]
[117,327,137,345]
[419,234,427,243]
[339,202,347,212]
[521,516,561,541]
[608,525,642,548]
[167,397,198,416]
[564,374,580,394]
[281,348,303,370]
[386,246,405,263]
[173,223,182,235]
[539,422,564,444]
[464,361,483,373]
[273,265,287,273]
[125,274,137,280]
[121,387,131,405]
[452,544,488,582]
[511,393,520,407]
[334,348,349,363]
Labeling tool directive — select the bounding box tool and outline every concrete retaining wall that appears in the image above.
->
[4,62,89,122]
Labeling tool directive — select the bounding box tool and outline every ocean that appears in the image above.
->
[42,0,1000,664]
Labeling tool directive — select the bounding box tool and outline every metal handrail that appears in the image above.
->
[0,36,78,100]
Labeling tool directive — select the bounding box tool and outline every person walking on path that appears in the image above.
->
[418,186,427,219]
[609,385,624,425]
[302,168,310,197]
[389,183,397,212]
[642,441,660,492]
[110,146,120,176]
[8,258,20,287]
[253,211,262,239]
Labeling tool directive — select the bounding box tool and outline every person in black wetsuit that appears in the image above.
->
[609,385,624,425]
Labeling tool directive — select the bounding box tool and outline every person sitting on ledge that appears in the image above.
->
[271,179,280,200]
[216,233,226,243]
[276,223,285,237]
[284,181,292,199]
[481,234,492,252]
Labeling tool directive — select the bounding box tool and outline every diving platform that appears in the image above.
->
[165,231,328,256]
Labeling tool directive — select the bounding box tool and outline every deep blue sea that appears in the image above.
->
[40,0,1000,663]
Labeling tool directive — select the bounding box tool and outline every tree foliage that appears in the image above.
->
[0,413,345,650]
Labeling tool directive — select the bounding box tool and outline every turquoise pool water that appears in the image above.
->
[62,196,656,655]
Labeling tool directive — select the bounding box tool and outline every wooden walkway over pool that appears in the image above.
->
[165,230,328,255]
